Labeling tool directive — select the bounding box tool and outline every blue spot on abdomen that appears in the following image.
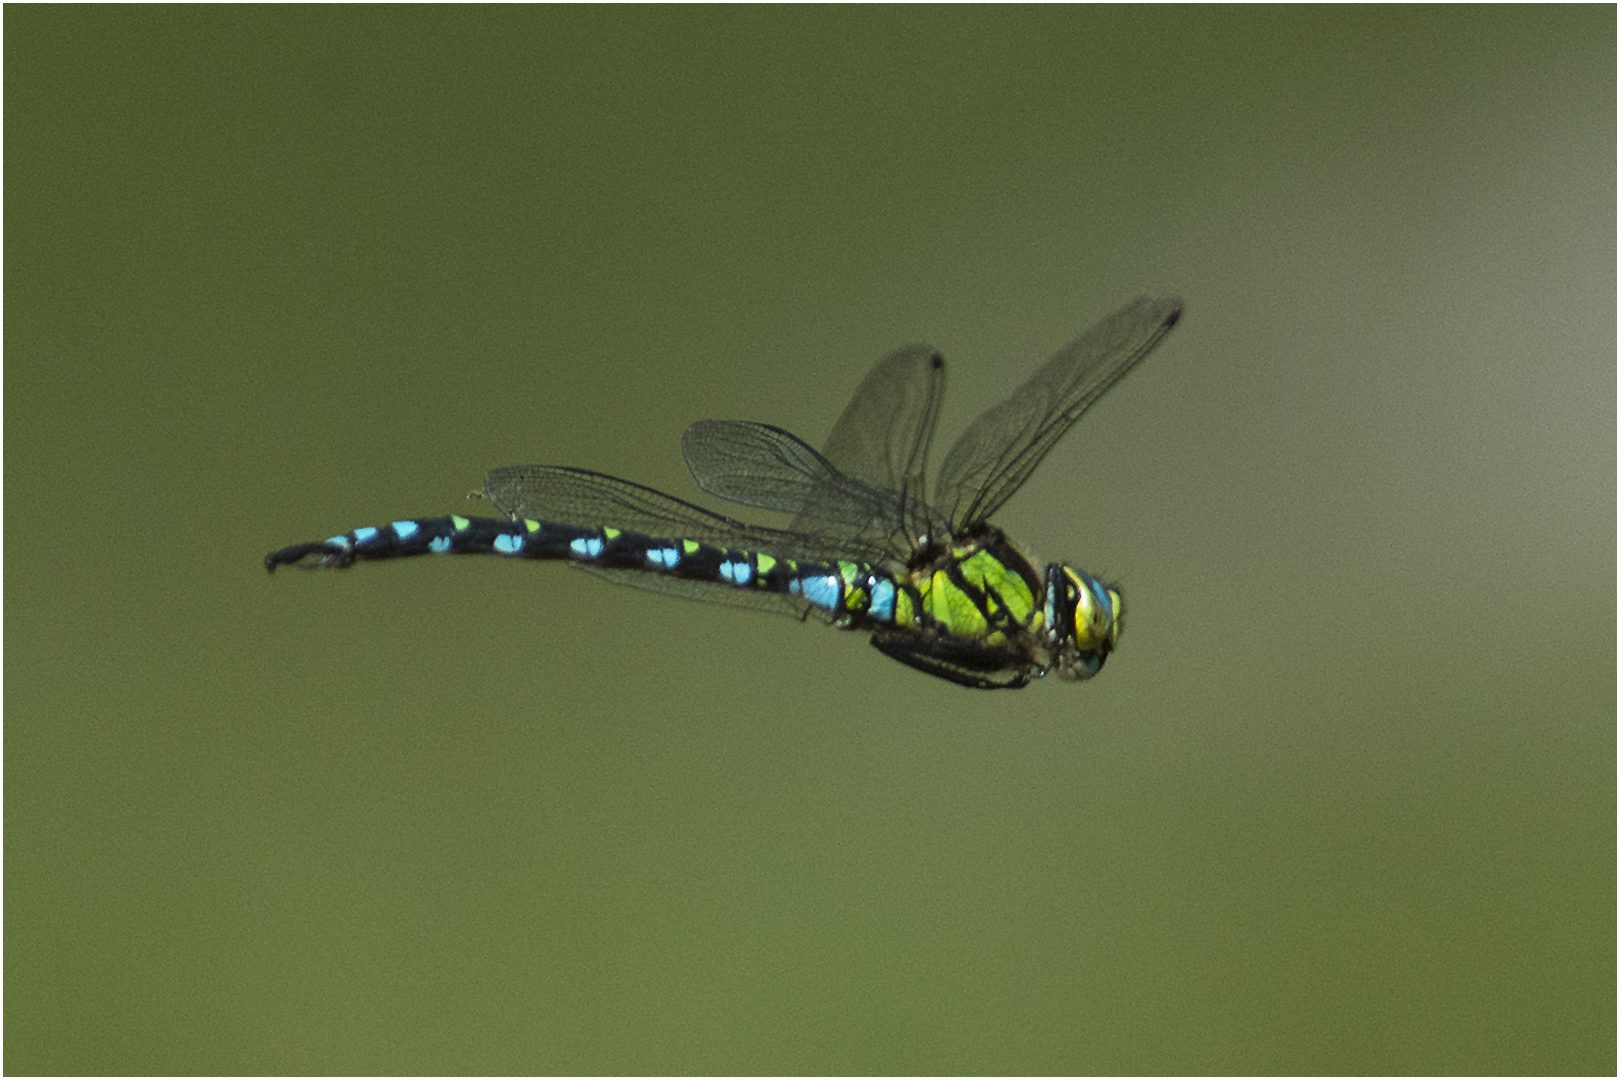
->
[870,577,896,622]
[792,573,841,612]
[570,536,604,560]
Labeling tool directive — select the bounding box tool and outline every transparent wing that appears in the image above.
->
[932,295,1182,529]
[485,465,740,537]
[482,464,884,564]
[681,421,914,556]
[679,343,952,551]
[815,344,947,532]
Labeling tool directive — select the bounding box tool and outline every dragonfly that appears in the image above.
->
[266,295,1182,689]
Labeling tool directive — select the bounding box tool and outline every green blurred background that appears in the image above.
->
[7,7,1612,1073]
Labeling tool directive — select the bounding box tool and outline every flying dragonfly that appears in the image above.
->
[267,295,1182,689]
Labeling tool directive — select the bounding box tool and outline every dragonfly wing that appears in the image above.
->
[814,344,951,540]
[482,464,884,564]
[817,344,945,491]
[484,465,737,535]
[932,295,1182,529]
[682,420,905,545]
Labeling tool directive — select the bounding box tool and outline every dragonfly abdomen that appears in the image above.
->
[264,514,919,628]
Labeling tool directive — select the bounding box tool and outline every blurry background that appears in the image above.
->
[6,7,1612,1073]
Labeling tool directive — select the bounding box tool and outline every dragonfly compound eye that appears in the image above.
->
[1064,568,1120,654]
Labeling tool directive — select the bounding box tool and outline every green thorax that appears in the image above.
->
[904,525,1046,646]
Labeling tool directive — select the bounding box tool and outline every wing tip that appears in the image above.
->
[1135,294,1184,328]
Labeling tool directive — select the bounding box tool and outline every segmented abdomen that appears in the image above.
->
[264,515,917,628]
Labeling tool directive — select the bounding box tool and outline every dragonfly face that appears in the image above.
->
[1045,563,1123,682]
[267,295,1182,690]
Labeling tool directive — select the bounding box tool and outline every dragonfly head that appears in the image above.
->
[1045,564,1122,681]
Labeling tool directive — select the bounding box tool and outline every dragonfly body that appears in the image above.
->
[267,295,1181,689]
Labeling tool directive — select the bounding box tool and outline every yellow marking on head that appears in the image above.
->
[1068,571,1095,648]
[1064,569,1118,652]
